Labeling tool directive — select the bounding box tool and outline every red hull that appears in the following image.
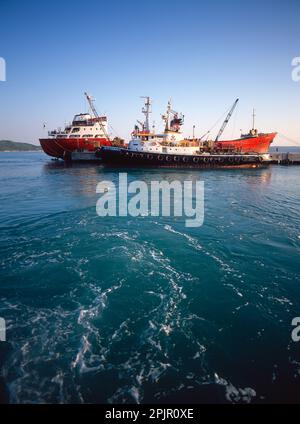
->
[39,137,111,160]
[215,132,277,154]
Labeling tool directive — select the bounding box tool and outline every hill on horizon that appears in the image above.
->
[0,140,41,151]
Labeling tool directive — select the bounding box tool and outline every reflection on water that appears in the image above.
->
[241,167,272,187]
[43,161,105,197]
[42,159,274,198]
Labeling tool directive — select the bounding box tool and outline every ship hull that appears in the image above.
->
[215,132,277,154]
[98,147,268,169]
[39,137,111,160]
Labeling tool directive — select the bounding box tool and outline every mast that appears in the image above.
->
[141,96,151,132]
[152,121,156,134]
[252,108,256,130]
[215,98,239,142]
[162,100,172,131]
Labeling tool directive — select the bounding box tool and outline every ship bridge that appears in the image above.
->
[72,113,93,125]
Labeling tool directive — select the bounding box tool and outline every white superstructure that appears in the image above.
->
[48,113,108,139]
[128,99,201,155]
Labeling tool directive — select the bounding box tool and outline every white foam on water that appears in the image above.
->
[73,281,124,375]
[162,223,238,275]
[214,373,256,403]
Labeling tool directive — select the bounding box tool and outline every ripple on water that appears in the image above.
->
[1,156,300,403]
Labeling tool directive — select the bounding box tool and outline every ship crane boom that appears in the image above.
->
[84,92,110,141]
[215,98,239,142]
[84,92,99,118]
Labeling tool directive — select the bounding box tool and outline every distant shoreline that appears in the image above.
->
[0,140,41,152]
[0,150,42,152]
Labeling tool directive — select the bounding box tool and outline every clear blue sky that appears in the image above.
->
[0,0,299,145]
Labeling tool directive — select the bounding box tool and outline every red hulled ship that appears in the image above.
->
[215,130,277,154]
[39,93,111,160]
[40,95,276,160]
[211,99,276,154]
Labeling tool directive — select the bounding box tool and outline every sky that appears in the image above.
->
[0,0,299,145]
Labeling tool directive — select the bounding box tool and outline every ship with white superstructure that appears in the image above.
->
[40,93,111,160]
[98,97,273,168]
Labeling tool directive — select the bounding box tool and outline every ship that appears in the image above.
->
[97,97,272,169]
[39,93,111,160]
[213,99,277,154]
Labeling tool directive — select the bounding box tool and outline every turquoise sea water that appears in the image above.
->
[0,152,300,404]
[270,146,300,153]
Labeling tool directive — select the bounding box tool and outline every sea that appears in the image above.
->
[270,146,300,153]
[0,151,299,404]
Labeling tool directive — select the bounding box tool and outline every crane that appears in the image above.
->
[84,92,98,118]
[84,92,110,140]
[215,98,239,142]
